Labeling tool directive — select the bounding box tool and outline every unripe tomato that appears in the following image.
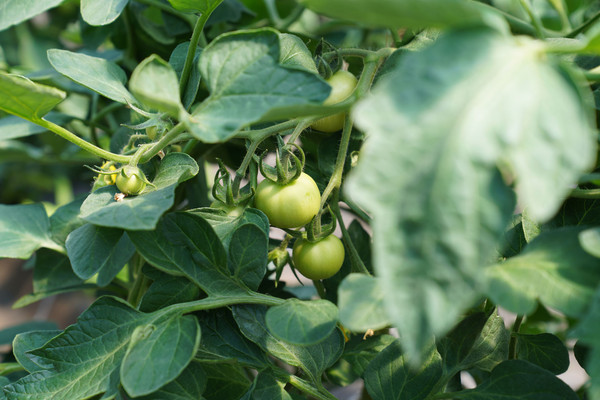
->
[116,165,147,195]
[293,235,345,280]
[311,70,358,133]
[254,172,321,229]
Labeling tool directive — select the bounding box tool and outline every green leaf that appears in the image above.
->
[202,363,251,400]
[169,42,202,109]
[0,0,64,32]
[0,322,58,346]
[3,297,199,400]
[516,333,569,375]
[233,305,344,384]
[364,340,442,400]
[167,0,223,13]
[121,315,201,396]
[486,227,600,317]
[80,153,199,230]
[49,196,86,246]
[47,49,138,105]
[186,28,329,143]
[190,208,269,250]
[298,0,504,30]
[13,330,62,373]
[438,310,509,374]
[196,310,269,368]
[66,224,135,286]
[129,212,245,295]
[580,227,600,258]
[452,360,578,400]
[0,73,65,123]
[136,362,207,400]
[228,224,268,291]
[342,334,397,378]
[0,204,61,258]
[242,371,292,400]
[338,274,389,332]
[130,55,183,117]
[346,27,596,360]
[278,33,318,73]
[81,0,130,26]
[265,299,338,346]
[139,268,200,312]
[13,249,92,308]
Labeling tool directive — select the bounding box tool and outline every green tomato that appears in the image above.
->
[293,235,345,280]
[311,70,358,133]
[116,165,147,195]
[254,172,321,229]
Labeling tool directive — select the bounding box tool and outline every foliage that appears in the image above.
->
[1,0,600,399]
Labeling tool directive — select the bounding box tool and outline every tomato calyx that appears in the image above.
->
[212,159,255,208]
[305,205,337,243]
[259,136,305,186]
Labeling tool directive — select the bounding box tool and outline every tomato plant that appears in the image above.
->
[1,1,600,400]
[293,235,345,280]
[254,172,321,228]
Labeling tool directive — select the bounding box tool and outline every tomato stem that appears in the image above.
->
[518,0,546,39]
[36,118,132,163]
[179,11,212,96]
[139,122,187,163]
[509,315,524,359]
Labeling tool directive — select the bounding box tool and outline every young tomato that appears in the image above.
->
[116,165,147,196]
[254,172,321,229]
[293,235,345,280]
[311,70,358,133]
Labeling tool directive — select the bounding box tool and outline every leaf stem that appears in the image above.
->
[313,279,327,298]
[518,0,546,38]
[567,9,600,38]
[139,122,187,163]
[508,314,524,359]
[570,188,600,199]
[234,119,299,140]
[179,12,211,96]
[35,118,132,163]
[331,201,370,276]
[165,291,285,315]
[288,374,337,400]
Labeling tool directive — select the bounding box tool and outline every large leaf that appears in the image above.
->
[65,224,135,286]
[0,323,58,346]
[364,340,442,400]
[196,309,269,368]
[228,223,268,291]
[486,227,600,317]
[186,28,329,143]
[338,274,389,332]
[128,212,245,295]
[516,333,569,375]
[139,267,200,312]
[2,297,199,400]
[0,204,62,258]
[80,0,129,26]
[346,27,596,360]
[0,0,65,32]
[265,299,338,345]
[13,330,62,373]
[137,362,206,400]
[80,153,199,230]
[49,196,86,246]
[241,371,292,400]
[233,305,344,384]
[0,73,65,122]
[298,0,504,30]
[129,55,183,117]
[48,49,138,105]
[452,360,578,400]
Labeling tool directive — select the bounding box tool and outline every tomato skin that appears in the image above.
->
[293,235,345,280]
[311,70,358,133]
[116,165,147,195]
[254,172,321,229]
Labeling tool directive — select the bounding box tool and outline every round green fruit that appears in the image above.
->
[292,235,345,280]
[311,70,358,133]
